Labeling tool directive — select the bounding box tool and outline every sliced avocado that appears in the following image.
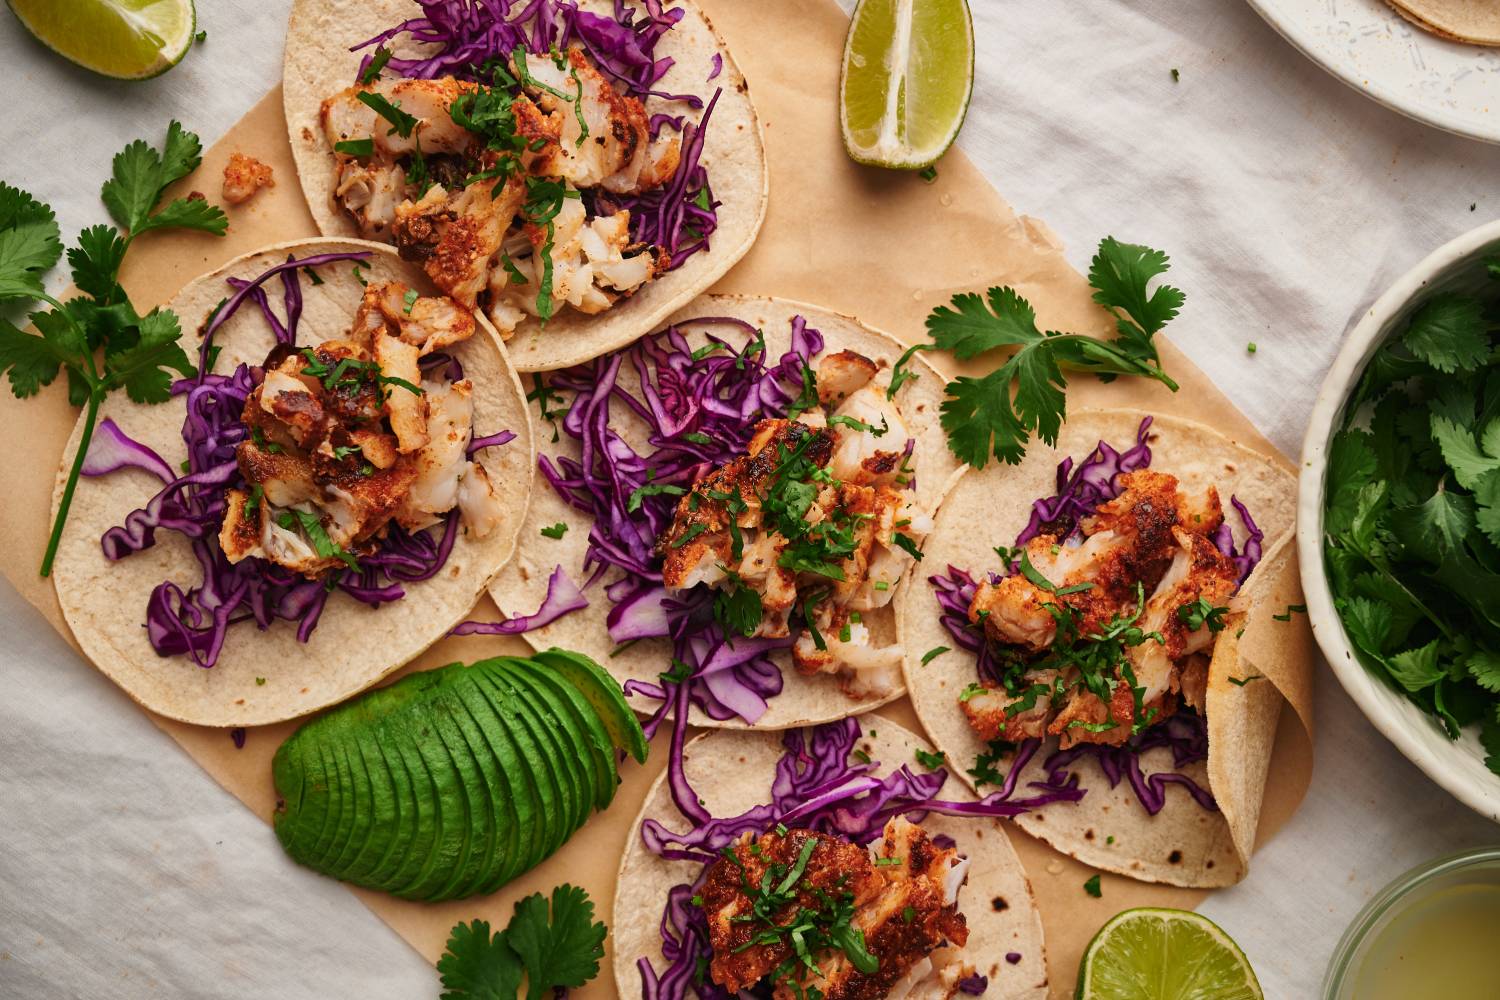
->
[424,684,489,902]
[501,657,617,812]
[469,665,567,869]
[345,723,407,891]
[303,738,350,873]
[399,697,469,902]
[363,716,421,894]
[492,665,591,851]
[452,665,533,893]
[333,729,395,887]
[320,713,376,882]
[487,666,587,857]
[271,729,331,864]
[442,666,514,899]
[532,648,649,763]
[379,717,443,898]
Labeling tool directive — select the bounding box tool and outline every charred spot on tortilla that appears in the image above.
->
[1169,850,1183,864]
[991,896,1008,911]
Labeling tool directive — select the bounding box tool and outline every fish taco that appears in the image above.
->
[898,409,1307,887]
[50,239,534,727]
[283,0,767,371]
[615,714,1049,999]
[480,294,963,738]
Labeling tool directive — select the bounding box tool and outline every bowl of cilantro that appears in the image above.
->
[1301,219,1500,822]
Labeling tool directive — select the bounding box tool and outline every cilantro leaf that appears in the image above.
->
[1387,640,1444,693]
[100,121,225,237]
[1325,429,1378,534]
[1339,595,1391,659]
[924,287,1042,359]
[1388,489,1474,562]
[505,884,608,1000]
[438,920,523,1000]
[0,181,62,301]
[0,313,77,396]
[105,309,193,403]
[67,225,128,303]
[1088,237,1185,356]
[1402,293,1490,374]
[915,237,1183,467]
[1431,411,1500,491]
[1466,650,1500,694]
[136,197,229,236]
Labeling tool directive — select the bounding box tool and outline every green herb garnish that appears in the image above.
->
[0,123,228,576]
[892,238,1183,467]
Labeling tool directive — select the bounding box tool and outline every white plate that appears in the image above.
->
[1246,0,1500,143]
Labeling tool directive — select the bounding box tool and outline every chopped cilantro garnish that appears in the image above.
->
[355,91,417,138]
[360,47,393,85]
[921,645,950,666]
[333,138,374,157]
[540,522,568,539]
[913,747,946,769]
[1083,875,1102,898]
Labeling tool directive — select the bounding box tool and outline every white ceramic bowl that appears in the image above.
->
[1300,219,1500,823]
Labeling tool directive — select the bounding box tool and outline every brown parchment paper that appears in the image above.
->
[0,0,1315,994]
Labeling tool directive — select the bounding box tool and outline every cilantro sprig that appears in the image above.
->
[437,884,607,1000]
[0,122,227,575]
[894,237,1184,467]
[1324,264,1500,767]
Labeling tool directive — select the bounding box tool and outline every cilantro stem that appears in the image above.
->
[41,385,102,577]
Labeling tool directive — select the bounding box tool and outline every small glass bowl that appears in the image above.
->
[1323,847,1500,999]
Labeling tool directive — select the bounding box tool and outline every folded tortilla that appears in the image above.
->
[282,0,768,372]
[613,714,1050,999]
[897,409,1303,888]
[488,294,963,729]
[1386,0,1500,45]
[49,239,535,728]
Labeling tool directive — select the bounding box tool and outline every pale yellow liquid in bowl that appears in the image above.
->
[1344,882,1500,999]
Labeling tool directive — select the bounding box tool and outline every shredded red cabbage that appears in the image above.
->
[534,316,823,738]
[929,417,1262,816]
[453,565,588,634]
[351,0,719,270]
[82,417,175,483]
[85,252,511,667]
[637,719,1061,999]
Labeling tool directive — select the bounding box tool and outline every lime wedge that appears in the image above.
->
[8,0,196,80]
[839,0,974,170]
[1076,908,1263,1000]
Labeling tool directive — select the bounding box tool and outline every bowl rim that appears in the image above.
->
[1298,218,1500,824]
[1321,845,1500,997]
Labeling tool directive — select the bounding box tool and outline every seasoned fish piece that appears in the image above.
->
[964,469,1238,748]
[518,47,679,193]
[393,178,517,308]
[372,330,428,453]
[700,819,970,1000]
[320,77,477,159]
[221,152,274,205]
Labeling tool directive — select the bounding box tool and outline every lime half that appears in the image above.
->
[1077,908,1263,1000]
[8,0,196,80]
[839,0,974,170]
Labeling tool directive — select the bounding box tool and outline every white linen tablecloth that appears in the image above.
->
[4,1,1500,996]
